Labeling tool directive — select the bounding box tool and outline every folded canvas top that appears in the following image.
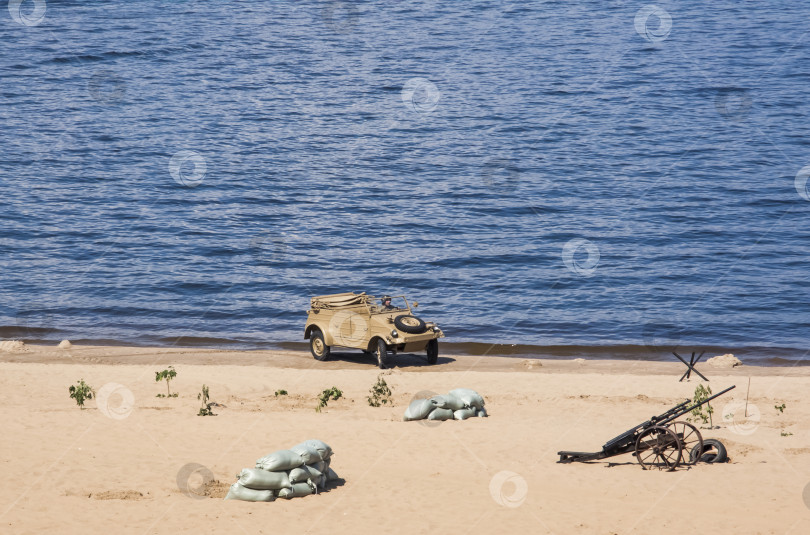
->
[311,292,371,309]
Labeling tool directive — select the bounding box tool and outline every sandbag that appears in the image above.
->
[448,388,485,409]
[255,449,304,471]
[427,408,454,421]
[454,407,477,420]
[325,467,340,482]
[238,468,290,490]
[403,398,436,421]
[278,482,315,499]
[430,394,465,411]
[224,482,275,502]
[309,460,328,473]
[295,439,333,461]
[306,465,324,479]
[289,444,324,465]
[316,474,327,489]
[476,407,488,418]
[289,465,323,484]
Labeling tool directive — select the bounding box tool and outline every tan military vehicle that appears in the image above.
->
[304,292,444,368]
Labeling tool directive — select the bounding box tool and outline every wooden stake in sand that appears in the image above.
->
[745,376,751,418]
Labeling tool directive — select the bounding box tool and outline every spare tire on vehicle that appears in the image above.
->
[394,315,427,334]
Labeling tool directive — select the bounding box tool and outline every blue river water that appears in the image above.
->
[1,1,809,364]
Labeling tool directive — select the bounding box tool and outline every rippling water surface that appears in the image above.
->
[2,1,810,364]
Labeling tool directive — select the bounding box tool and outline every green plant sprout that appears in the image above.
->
[316,387,343,413]
[367,374,392,407]
[155,366,178,397]
[775,403,789,436]
[687,384,714,427]
[68,379,95,409]
[275,389,288,397]
[197,384,216,416]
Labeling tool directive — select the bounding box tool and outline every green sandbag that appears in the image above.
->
[278,482,315,499]
[289,465,323,484]
[427,408,454,421]
[453,407,477,420]
[224,482,275,502]
[325,467,339,481]
[309,460,327,473]
[255,449,304,471]
[476,407,488,417]
[448,388,485,409]
[238,468,290,490]
[295,439,333,461]
[403,398,435,421]
[290,444,324,465]
[430,394,465,411]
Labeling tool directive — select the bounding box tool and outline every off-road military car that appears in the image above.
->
[304,292,444,368]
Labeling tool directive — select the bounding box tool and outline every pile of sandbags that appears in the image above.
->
[403,388,488,422]
[225,439,339,502]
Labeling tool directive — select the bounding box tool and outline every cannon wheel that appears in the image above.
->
[667,421,703,465]
[635,425,682,471]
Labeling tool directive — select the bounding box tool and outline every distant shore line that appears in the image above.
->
[1,330,807,366]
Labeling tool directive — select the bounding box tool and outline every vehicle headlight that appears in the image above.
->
[391,330,398,337]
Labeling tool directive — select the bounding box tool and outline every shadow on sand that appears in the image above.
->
[323,350,456,368]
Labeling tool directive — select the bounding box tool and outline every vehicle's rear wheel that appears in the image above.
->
[426,339,438,365]
[375,338,390,369]
[310,328,330,361]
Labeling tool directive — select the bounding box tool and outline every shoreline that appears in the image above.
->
[1,337,808,367]
[2,343,810,377]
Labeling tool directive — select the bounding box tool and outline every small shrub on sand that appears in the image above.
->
[155,366,178,398]
[316,387,343,413]
[68,379,95,409]
[367,374,392,407]
[197,384,216,416]
[688,384,713,427]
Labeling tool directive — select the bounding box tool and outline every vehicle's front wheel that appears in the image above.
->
[426,339,438,365]
[310,328,330,361]
[374,338,391,369]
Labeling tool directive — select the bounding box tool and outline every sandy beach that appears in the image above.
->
[1,344,808,534]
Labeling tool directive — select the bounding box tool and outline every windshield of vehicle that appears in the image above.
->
[373,296,408,313]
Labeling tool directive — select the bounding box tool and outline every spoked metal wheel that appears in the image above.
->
[635,425,682,471]
[667,421,703,465]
